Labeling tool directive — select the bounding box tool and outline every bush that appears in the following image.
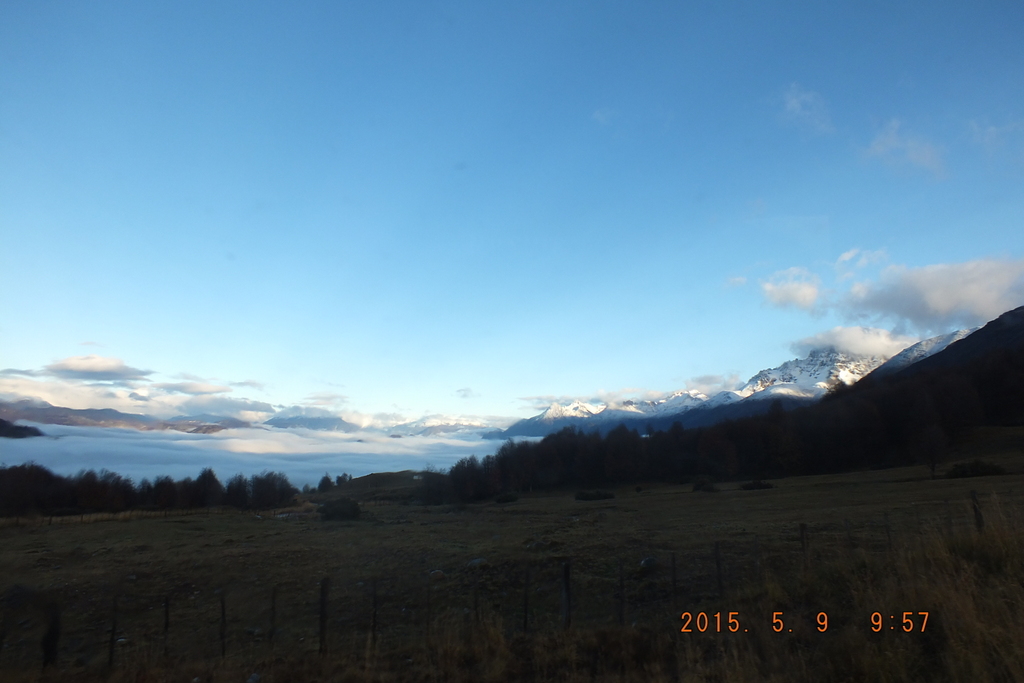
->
[692,476,719,492]
[495,492,519,503]
[945,460,1008,479]
[741,480,774,490]
[319,497,360,520]
[575,490,615,501]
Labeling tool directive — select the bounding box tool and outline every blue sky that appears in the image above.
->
[2,1,1023,427]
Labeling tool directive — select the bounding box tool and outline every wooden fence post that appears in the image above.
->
[41,603,60,668]
[219,591,227,658]
[425,576,432,640]
[617,559,625,626]
[163,596,169,657]
[670,552,677,600]
[522,568,530,634]
[269,586,277,644]
[107,595,118,669]
[371,579,378,649]
[714,542,723,598]
[883,513,893,551]
[971,491,985,531]
[561,560,572,630]
[319,577,329,656]
[753,535,761,577]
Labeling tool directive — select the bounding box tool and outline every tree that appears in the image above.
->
[196,468,223,506]
[318,473,335,493]
[224,474,250,509]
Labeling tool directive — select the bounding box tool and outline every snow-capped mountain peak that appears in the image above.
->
[735,347,889,400]
[539,400,605,421]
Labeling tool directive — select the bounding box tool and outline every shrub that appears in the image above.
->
[319,497,360,520]
[575,490,615,501]
[495,492,518,503]
[945,460,1008,479]
[741,480,774,490]
[692,476,719,492]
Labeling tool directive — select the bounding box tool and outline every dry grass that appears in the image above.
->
[2,426,1024,681]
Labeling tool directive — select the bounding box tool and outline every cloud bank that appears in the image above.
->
[762,255,1024,336]
[845,258,1024,334]
[1,423,494,487]
[791,327,918,358]
[44,355,152,383]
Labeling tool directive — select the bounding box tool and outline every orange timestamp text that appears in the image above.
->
[679,611,930,634]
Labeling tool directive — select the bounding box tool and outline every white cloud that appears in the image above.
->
[154,382,232,395]
[685,374,742,395]
[176,396,276,422]
[727,276,747,287]
[844,258,1024,333]
[44,355,152,383]
[866,119,945,178]
[0,375,160,414]
[761,267,821,310]
[834,248,888,281]
[0,374,269,421]
[456,387,478,399]
[0,368,39,378]
[836,248,886,269]
[791,326,918,358]
[969,119,1024,151]
[230,379,266,391]
[781,83,833,133]
[303,391,348,407]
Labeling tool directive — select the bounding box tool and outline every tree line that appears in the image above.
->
[0,465,298,517]
[445,343,1024,502]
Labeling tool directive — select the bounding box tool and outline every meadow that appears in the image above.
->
[2,425,1024,682]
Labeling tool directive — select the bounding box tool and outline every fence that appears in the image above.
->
[0,491,1003,675]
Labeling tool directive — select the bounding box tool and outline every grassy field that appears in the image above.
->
[2,425,1024,682]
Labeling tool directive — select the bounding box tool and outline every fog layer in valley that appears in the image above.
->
[0,423,492,487]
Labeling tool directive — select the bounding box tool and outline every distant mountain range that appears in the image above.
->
[1,321,988,440]
[263,415,360,432]
[0,398,497,438]
[486,327,979,439]
[0,400,251,434]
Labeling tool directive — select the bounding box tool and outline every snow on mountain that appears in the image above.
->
[537,400,606,420]
[389,414,501,437]
[870,328,978,377]
[614,390,709,416]
[733,348,890,401]
[497,346,896,438]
